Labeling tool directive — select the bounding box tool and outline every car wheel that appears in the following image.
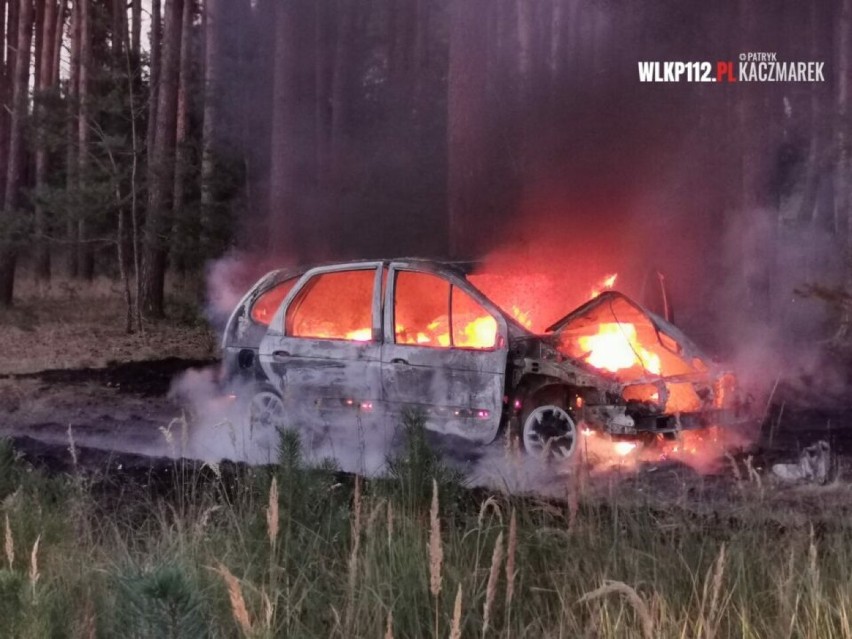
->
[242,384,285,462]
[519,404,578,460]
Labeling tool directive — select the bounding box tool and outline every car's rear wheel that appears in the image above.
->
[518,403,578,460]
[241,383,285,462]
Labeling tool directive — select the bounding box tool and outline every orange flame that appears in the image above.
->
[590,273,618,299]
[580,425,748,474]
[511,305,533,329]
[344,328,373,341]
[578,322,662,374]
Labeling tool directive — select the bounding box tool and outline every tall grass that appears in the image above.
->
[0,418,851,637]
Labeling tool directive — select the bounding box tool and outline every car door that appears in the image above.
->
[258,262,384,429]
[381,263,508,445]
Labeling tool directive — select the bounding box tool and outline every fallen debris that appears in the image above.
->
[772,440,833,484]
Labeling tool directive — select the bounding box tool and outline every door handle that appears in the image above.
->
[390,358,409,365]
[273,350,291,360]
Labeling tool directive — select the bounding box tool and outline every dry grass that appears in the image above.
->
[215,563,253,635]
[29,534,40,595]
[429,479,443,598]
[345,475,363,633]
[384,609,394,639]
[2,419,852,638]
[4,513,13,570]
[482,530,504,637]
[450,584,463,639]
[505,507,517,610]
[266,476,279,548]
[578,580,655,639]
[0,276,215,375]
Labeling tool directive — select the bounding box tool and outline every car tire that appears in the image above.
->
[515,399,578,461]
[239,383,286,463]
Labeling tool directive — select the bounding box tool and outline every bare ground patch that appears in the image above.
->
[0,276,217,374]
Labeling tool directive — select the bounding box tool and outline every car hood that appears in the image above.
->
[545,291,716,384]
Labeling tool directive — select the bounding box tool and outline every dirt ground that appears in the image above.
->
[3,281,852,522]
[1,355,852,528]
[0,277,217,375]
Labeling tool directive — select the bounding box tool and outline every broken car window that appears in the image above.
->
[286,269,375,341]
[250,278,298,326]
[394,270,498,349]
[452,287,497,349]
[394,271,451,347]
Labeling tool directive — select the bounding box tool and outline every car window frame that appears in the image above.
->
[386,264,507,353]
[275,262,384,343]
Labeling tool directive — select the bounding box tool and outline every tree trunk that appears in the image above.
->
[0,0,33,306]
[0,0,19,205]
[33,0,57,281]
[797,1,824,225]
[78,0,93,280]
[65,0,79,277]
[413,0,429,106]
[111,0,124,59]
[838,0,852,334]
[550,0,564,87]
[32,0,43,91]
[146,0,161,160]
[0,0,10,207]
[171,0,192,273]
[141,0,183,318]
[330,0,355,190]
[448,0,489,257]
[516,0,533,96]
[131,0,140,58]
[200,0,220,258]
[314,0,333,189]
[51,0,65,84]
[268,0,300,253]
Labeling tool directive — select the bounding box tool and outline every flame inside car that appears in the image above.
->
[578,322,662,374]
[228,260,750,470]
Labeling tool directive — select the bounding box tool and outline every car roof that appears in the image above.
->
[254,258,533,336]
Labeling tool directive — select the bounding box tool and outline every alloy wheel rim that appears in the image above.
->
[522,405,577,459]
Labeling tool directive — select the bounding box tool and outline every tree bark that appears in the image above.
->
[78,0,93,280]
[516,0,533,97]
[0,0,33,306]
[32,0,43,91]
[314,0,333,189]
[330,0,355,190]
[33,0,57,280]
[146,0,161,160]
[268,0,300,252]
[200,0,220,258]
[131,0,140,58]
[0,0,10,207]
[839,0,852,311]
[172,0,192,273]
[797,1,824,225]
[5,0,17,81]
[51,0,64,84]
[141,0,183,317]
[448,0,489,257]
[65,0,79,276]
[111,0,125,59]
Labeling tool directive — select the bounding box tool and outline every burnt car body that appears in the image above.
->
[221,259,749,459]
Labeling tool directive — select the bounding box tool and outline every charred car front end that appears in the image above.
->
[221,259,750,460]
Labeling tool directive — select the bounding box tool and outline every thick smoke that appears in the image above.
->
[172,0,846,490]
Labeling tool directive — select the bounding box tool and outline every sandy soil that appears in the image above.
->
[0,277,217,375]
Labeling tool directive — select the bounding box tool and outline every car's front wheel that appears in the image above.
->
[517,403,578,460]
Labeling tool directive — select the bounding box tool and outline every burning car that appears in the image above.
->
[221,259,749,459]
